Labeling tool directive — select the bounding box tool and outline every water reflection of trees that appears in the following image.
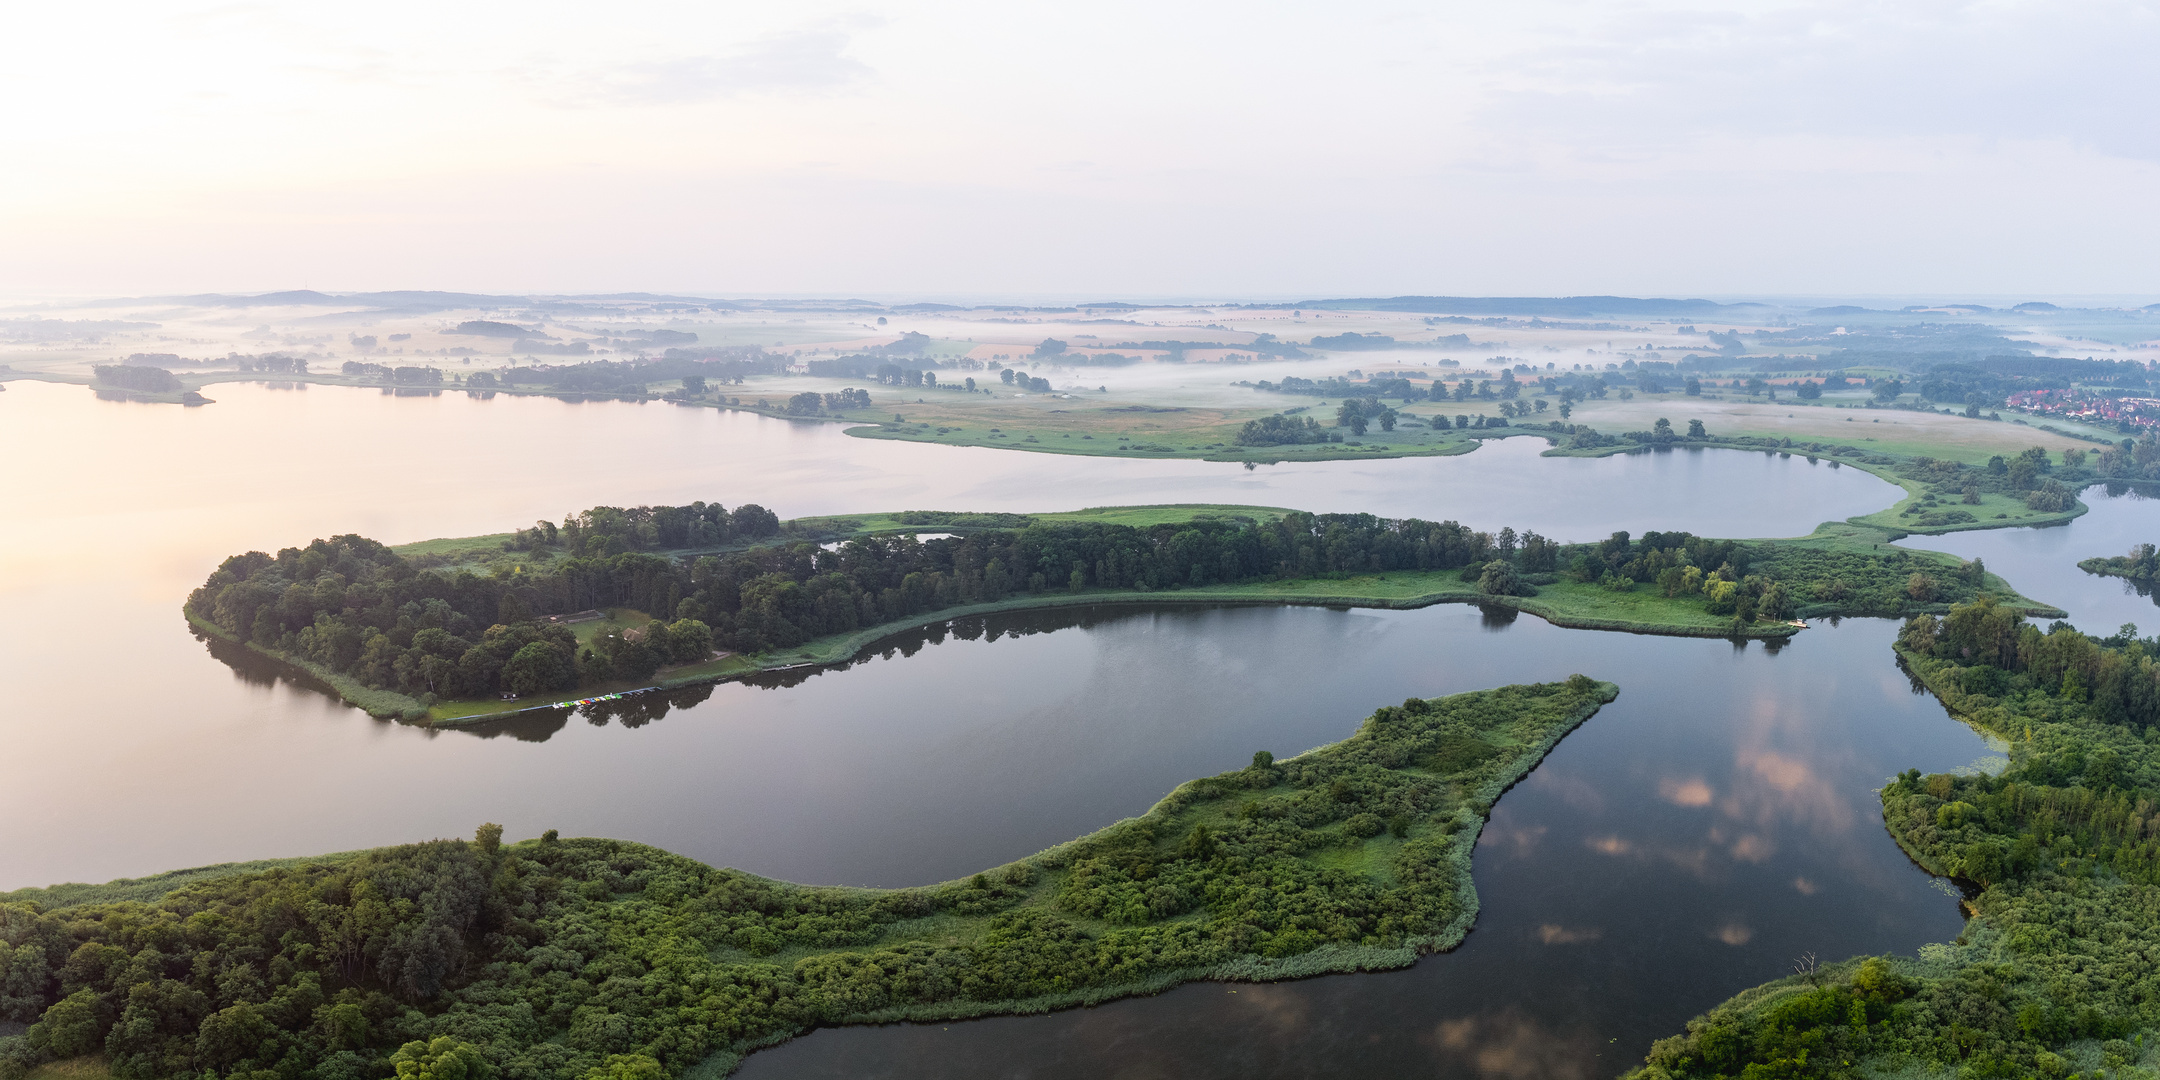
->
[741,603,1217,690]
[197,625,350,698]
[460,683,720,742]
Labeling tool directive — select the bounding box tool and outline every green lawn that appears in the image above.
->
[1034,504,1299,527]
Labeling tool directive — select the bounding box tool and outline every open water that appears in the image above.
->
[0,380,2147,1078]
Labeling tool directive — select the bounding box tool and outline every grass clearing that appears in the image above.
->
[1565,396,2104,465]
[25,1058,114,1080]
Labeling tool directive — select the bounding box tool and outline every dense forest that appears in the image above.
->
[186,500,2022,710]
[1629,600,2160,1079]
[0,681,1615,1080]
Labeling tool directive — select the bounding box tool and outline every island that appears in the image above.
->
[180,502,2059,725]
[2079,544,2160,589]
[0,680,1617,1080]
[1626,599,2160,1079]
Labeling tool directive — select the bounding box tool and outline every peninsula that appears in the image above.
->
[182,502,2057,725]
[0,680,1616,1080]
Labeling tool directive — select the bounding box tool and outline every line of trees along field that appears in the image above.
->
[0,681,1613,1080]
[187,500,2015,705]
[1630,600,2160,1079]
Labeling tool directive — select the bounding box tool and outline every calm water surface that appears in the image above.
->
[2,381,2136,1078]
[1901,483,2160,633]
[0,380,1897,888]
[735,610,1986,1080]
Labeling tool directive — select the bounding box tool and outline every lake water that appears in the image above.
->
[0,380,2139,1078]
[1898,482,2160,633]
[734,610,1985,1080]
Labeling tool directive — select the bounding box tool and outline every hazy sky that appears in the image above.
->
[5,1,2155,299]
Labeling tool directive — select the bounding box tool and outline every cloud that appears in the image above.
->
[1537,923,1602,945]
[1658,775,1714,807]
[1722,746,1853,836]
[1585,834,1632,856]
[1472,1,2160,163]
[1713,922,1753,946]
[562,30,872,106]
[1728,833,1774,863]
[1428,1008,1605,1080]
[1487,823,1549,857]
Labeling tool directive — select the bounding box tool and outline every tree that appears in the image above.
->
[1476,560,1522,596]
[1687,419,1708,438]
[1653,418,1673,440]
[1796,381,1821,400]
[1760,583,1793,620]
[1035,338,1068,356]
[1685,377,1701,396]
[681,375,706,394]
[1235,414,1323,446]
[391,1037,495,1080]
[2007,457,2038,490]
[502,641,574,696]
[663,618,714,662]
[585,1055,665,1080]
[29,989,109,1059]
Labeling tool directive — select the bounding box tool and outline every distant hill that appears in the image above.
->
[146,290,727,314]
[1289,295,1765,317]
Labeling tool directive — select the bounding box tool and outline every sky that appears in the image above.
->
[3,0,2156,300]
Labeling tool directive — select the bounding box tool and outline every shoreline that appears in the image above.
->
[12,370,2140,485]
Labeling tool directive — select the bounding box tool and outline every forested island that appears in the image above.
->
[1628,599,2160,1079]
[2080,544,2160,587]
[0,680,1617,1080]
[182,502,2056,723]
